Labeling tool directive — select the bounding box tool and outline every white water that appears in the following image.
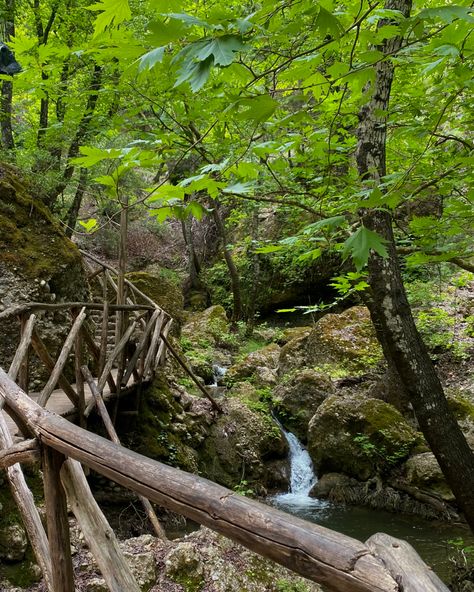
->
[273,421,330,512]
[211,364,227,387]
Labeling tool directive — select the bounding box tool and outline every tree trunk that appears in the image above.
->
[1,0,16,150]
[356,0,474,532]
[65,168,88,237]
[212,202,243,323]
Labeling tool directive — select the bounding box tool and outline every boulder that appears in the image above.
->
[403,452,454,501]
[126,270,185,328]
[0,164,88,379]
[198,398,287,492]
[163,527,323,592]
[308,394,418,481]
[181,305,230,347]
[273,369,334,441]
[279,306,383,377]
[226,343,280,385]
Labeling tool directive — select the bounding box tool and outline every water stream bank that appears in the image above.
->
[270,422,472,583]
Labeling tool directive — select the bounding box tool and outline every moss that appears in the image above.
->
[447,392,474,421]
[169,571,204,591]
[126,271,185,326]
[0,163,81,280]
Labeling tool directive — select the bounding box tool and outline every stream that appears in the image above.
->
[271,423,472,583]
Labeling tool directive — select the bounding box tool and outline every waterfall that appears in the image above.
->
[273,420,329,512]
[211,364,227,387]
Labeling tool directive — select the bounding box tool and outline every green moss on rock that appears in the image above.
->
[0,164,81,281]
[308,395,419,481]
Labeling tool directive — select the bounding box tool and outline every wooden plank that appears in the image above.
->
[99,297,109,375]
[122,309,160,386]
[74,321,86,429]
[143,311,164,379]
[10,313,35,388]
[42,447,75,592]
[366,533,449,592]
[98,320,137,392]
[81,366,167,540]
[38,307,87,407]
[0,301,154,320]
[80,325,116,393]
[155,319,171,368]
[1,370,401,592]
[8,314,35,382]
[60,459,141,592]
[0,397,53,590]
[31,329,79,407]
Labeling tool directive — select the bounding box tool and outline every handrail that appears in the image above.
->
[0,301,154,320]
[0,368,450,592]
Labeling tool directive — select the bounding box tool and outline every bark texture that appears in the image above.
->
[356,0,474,531]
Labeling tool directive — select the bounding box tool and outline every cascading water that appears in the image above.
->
[211,364,227,387]
[272,420,330,514]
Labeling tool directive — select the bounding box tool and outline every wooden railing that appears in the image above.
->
[0,369,450,592]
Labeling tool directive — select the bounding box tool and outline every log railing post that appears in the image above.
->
[42,446,74,592]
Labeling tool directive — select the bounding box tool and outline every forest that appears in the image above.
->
[0,0,474,590]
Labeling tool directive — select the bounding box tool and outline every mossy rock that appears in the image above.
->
[226,343,280,384]
[308,394,419,481]
[181,305,230,348]
[124,375,201,473]
[273,370,334,442]
[402,452,454,501]
[0,164,83,282]
[279,307,383,378]
[126,270,185,328]
[198,399,287,491]
[446,391,474,421]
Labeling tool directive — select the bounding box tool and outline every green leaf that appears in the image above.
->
[342,226,388,270]
[147,184,185,203]
[235,95,278,123]
[316,6,343,37]
[223,182,254,194]
[255,245,284,254]
[138,47,165,72]
[70,146,122,167]
[87,0,131,36]
[185,201,207,220]
[417,6,474,24]
[174,55,213,91]
[79,218,98,233]
[193,35,245,66]
[163,13,212,28]
[303,216,347,234]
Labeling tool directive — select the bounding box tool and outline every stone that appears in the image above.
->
[226,343,280,383]
[0,524,28,562]
[181,305,229,347]
[403,452,454,501]
[308,394,418,481]
[273,369,334,442]
[198,398,287,491]
[279,306,383,377]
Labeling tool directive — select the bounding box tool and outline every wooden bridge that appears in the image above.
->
[0,253,450,592]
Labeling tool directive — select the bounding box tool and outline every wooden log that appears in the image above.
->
[159,331,222,413]
[98,320,137,392]
[0,301,154,320]
[122,309,161,386]
[38,307,87,407]
[9,314,35,385]
[31,329,79,407]
[42,447,75,592]
[80,325,116,393]
[0,401,53,590]
[60,459,141,592]
[0,439,40,469]
[81,366,167,540]
[74,321,86,429]
[1,370,401,592]
[99,297,109,375]
[366,533,449,591]
[155,320,170,367]
[143,311,164,379]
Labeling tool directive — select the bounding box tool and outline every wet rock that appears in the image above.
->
[273,369,334,441]
[308,394,418,481]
